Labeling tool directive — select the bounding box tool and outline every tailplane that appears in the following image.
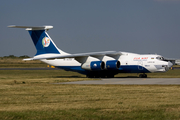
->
[8,25,67,56]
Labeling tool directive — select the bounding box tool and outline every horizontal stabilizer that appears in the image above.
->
[8,25,53,30]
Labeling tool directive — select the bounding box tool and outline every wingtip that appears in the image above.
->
[8,25,16,28]
[23,58,34,61]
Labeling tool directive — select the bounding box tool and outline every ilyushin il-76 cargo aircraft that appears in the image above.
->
[8,25,173,78]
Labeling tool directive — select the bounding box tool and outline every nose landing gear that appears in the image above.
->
[139,73,147,78]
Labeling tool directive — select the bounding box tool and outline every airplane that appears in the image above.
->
[8,25,173,78]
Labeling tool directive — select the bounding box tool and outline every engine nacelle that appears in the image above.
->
[81,61,105,71]
[105,60,120,70]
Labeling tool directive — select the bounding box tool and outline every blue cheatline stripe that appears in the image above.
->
[119,65,150,73]
[28,30,60,56]
[55,65,151,75]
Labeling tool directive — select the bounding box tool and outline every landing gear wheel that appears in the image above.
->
[86,74,94,78]
[107,75,114,78]
[100,75,106,78]
[139,74,147,78]
[143,74,147,78]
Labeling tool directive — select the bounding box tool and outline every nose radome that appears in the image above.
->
[168,61,173,68]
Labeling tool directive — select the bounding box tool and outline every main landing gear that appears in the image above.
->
[139,73,147,78]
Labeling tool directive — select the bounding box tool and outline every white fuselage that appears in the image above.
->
[41,52,172,74]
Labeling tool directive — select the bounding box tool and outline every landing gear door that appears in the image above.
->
[138,61,143,70]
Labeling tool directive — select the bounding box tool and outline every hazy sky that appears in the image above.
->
[1,0,180,58]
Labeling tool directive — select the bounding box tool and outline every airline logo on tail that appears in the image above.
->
[42,37,50,47]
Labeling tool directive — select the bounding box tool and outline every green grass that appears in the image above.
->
[0,69,180,119]
[0,70,92,84]
[0,80,180,119]
[0,58,180,119]
[0,58,46,68]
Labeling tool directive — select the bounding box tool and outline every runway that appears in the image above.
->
[58,78,180,85]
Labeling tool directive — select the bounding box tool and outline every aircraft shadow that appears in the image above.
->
[115,76,139,78]
[53,76,85,78]
[53,76,139,78]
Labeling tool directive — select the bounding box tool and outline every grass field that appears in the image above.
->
[0,57,46,68]
[0,58,180,119]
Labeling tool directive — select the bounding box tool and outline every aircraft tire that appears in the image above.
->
[107,75,114,78]
[86,74,94,78]
[139,74,147,78]
[143,74,147,78]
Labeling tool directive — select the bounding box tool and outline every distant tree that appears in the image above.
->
[2,55,30,58]
[4,55,17,58]
[19,55,30,58]
[9,55,17,58]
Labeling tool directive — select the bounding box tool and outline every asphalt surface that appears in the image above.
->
[58,78,180,85]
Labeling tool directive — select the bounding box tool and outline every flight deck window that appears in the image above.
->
[156,57,164,61]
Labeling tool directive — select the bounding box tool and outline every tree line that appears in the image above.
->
[1,55,30,58]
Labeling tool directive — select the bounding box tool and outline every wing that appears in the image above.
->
[24,51,122,61]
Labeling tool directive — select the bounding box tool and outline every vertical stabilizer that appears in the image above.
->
[8,25,67,56]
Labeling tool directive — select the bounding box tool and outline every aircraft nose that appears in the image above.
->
[168,61,173,68]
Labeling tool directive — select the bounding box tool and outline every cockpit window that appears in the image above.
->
[156,56,164,61]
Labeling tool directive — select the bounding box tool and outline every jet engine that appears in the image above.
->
[81,61,105,71]
[105,60,120,70]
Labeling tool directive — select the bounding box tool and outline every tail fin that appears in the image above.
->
[8,25,67,56]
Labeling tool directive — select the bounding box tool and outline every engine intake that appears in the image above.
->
[81,61,105,71]
[106,60,120,70]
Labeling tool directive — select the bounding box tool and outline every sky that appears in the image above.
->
[1,0,180,58]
